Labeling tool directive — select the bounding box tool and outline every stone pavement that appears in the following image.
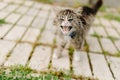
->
[0,0,120,80]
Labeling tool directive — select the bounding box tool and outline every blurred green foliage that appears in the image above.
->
[104,13,120,22]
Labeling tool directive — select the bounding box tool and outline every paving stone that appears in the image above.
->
[17,15,34,26]
[93,18,100,25]
[49,11,56,19]
[105,27,119,39]
[111,20,120,34]
[4,43,33,66]
[27,8,39,16]
[114,40,120,51]
[0,40,16,65]
[110,20,120,28]
[29,46,51,71]
[38,10,49,18]
[0,11,9,19]
[88,28,95,35]
[0,2,7,10]
[31,17,46,29]
[45,19,57,33]
[90,53,114,80]
[5,13,21,24]
[11,0,24,4]
[22,28,40,43]
[3,0,18,3]
[107,56,120,80]
[0,24,13,38]
[4,4,18,12]
[4,26,26,40]
[100,38,118,54]
[99,18,112,27]
[33,2,42,9]
[73,51,92,77]
[39,30,55,45]
[15,6,29,14]
[41,4,51,10]
[24,0,34,7]
[86,36,102,53]
[52,49,70,71]
[93,27,107,37]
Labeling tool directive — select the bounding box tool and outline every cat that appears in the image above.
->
[53,0,103,61]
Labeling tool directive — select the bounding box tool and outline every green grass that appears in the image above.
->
[104,13,120,22]
[103,51,109,55]
[91,32,102,38]
[93,23,104,27]
[36,0,53,4]
[114,51,120,57]
[68,47,74,56]
[107,36,118,42]
[0,19,6,25]
[0,65,72,80]
[99,6,107,12]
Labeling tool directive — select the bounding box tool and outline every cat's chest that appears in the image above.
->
[64,31,77,41]
[64,35,72,41]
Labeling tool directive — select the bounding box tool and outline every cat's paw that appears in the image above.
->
[53,52,61,59]
[73,51,80,61]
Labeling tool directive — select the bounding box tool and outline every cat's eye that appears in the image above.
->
[68,19,73,21]
[60,19,64,21]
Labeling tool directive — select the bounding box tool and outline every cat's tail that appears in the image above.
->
[92,0,103,14]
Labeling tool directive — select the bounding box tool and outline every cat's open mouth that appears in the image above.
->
[61,26,72,34]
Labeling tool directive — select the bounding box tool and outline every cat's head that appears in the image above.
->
[53,9,78,35]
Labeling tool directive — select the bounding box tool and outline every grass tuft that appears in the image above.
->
[68,47,74,56]
[103,51,109,55]
[107,36,118,42]
[104,13,120,22]
[115,51,120,57]
[91,32,102,38]
[100,6,107,12]
[36,0,53,4]
[0,19,6,25]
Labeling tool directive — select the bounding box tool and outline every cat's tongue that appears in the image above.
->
[63,27,69,34]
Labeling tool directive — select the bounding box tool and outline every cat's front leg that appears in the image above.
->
[53,39,66,59]
[73,41,84,61]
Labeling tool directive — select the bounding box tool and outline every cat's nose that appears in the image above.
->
[61,21,70,26]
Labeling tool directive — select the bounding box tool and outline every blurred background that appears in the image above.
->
[36,0,120,8]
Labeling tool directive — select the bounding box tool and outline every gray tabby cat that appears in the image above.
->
[53,0,103,61]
